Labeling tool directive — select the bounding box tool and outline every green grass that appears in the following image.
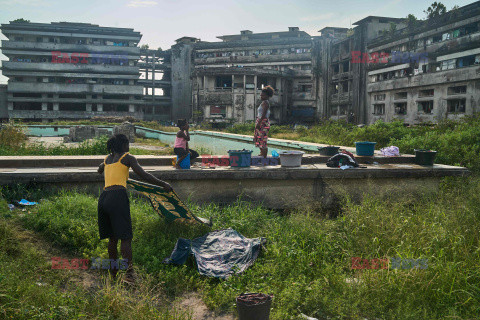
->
[2,175,478,319]
[0,216,193,319]
[0,136,173,156]
[224,116,480,172]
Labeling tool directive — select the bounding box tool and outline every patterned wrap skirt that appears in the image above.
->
[254,118,270,149]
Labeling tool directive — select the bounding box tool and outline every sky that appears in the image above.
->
[0,0,474,84]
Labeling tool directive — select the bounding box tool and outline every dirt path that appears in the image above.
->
[174,292,236,320]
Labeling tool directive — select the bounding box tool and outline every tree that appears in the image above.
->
[424,2,447,19]
[405,14,418,29]
[140,44,149,50]
[12,18,30,23]
[389,22,397,34]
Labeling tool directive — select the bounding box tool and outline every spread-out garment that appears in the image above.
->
[164,228,266,279]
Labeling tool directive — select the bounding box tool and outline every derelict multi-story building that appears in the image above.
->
[365,1,480,124]
[0,21,147,120]
[189,28,314,124]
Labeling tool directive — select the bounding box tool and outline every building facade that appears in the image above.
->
[190,28,314,124]
[0,21,146,120]
[365,2,480,124]
[1,1,479,124]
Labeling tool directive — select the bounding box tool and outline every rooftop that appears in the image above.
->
[217,28,311,41]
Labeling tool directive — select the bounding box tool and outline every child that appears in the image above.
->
[97,134,172,284]
[174,119,199,169]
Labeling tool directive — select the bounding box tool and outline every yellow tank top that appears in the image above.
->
[104,152,130,189]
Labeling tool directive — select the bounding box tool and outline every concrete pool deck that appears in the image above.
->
[0,161,469,209]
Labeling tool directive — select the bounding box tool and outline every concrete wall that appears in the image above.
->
[171,43,194,121]
[367,66,480,124]
[0,85,7,119]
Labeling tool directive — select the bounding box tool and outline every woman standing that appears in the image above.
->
[254,85,274,158]
[97,134,172,284]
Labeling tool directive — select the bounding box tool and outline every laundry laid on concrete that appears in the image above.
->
[164,228,266,279]
[381,146,400,157]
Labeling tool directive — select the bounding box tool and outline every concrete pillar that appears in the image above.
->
[243,75,247,122]
[254,75,258,118]
[53,103,59,111]
[86,104,92,112]
[8,102,13,111]
[97,104,103,112]
[42,103,48,111]
[129,104,135,113]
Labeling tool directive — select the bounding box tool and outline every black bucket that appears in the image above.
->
[318,146,340,156]
[236,293,272,320]
[414,149,437,166]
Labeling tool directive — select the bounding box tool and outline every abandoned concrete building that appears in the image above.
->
[138,48,172,121]
[365,2,480,124]
[190,28,313,124]
[0,21,146,120]
[1,0,479,124]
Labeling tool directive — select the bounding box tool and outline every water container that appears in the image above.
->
[278,150,304,167]
[228,150,253,167]
[236,293,272,320]
[414,149,437,166]
[318,146,340,156]
[176,153,190,169]
[355,141,376,156]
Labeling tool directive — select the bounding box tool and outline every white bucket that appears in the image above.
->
[278,150,304,167]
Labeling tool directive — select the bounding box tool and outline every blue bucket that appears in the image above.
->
[355,141,376,156]
[228,150,252,167]
[176,153,190,169]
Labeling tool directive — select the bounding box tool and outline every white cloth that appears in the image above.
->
[257,100,270,119]
[381,146,400,157]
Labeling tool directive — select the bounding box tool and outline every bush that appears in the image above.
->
[0,121,27,148]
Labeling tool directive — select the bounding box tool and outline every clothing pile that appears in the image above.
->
[164,228,266,279]
[326,150,359,169]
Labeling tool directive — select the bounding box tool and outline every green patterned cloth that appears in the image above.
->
[127,179,211,225]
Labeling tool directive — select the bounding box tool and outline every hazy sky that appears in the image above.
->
[0,0,474,83]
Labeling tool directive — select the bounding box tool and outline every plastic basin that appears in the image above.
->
[228,149,253,167]
[278,150,304,167]
[318,146,340,156]
[355,141,376,156]
[236,293,272,320]
[176,153,190,169]
[414,149,437,166]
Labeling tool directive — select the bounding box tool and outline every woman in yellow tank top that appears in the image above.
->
[97,134,172,284]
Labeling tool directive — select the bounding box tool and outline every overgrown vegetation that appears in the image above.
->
[1,175,479,319]
[0,125,172,156]
[225,116,480,172]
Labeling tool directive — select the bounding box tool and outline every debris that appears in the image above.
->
[300,313,318,320]
[7,204,15,211]
[18,199,38,206]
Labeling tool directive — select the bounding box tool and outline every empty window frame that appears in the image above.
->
[447,98,466,113]
[418,100,433,114]
[210,105,226,116]
[394,102,407,115]
[394,92,407,100]
[419,89,434,97]
[448,85,467,95]
[373,104,385,115]
[374,94,386,101]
